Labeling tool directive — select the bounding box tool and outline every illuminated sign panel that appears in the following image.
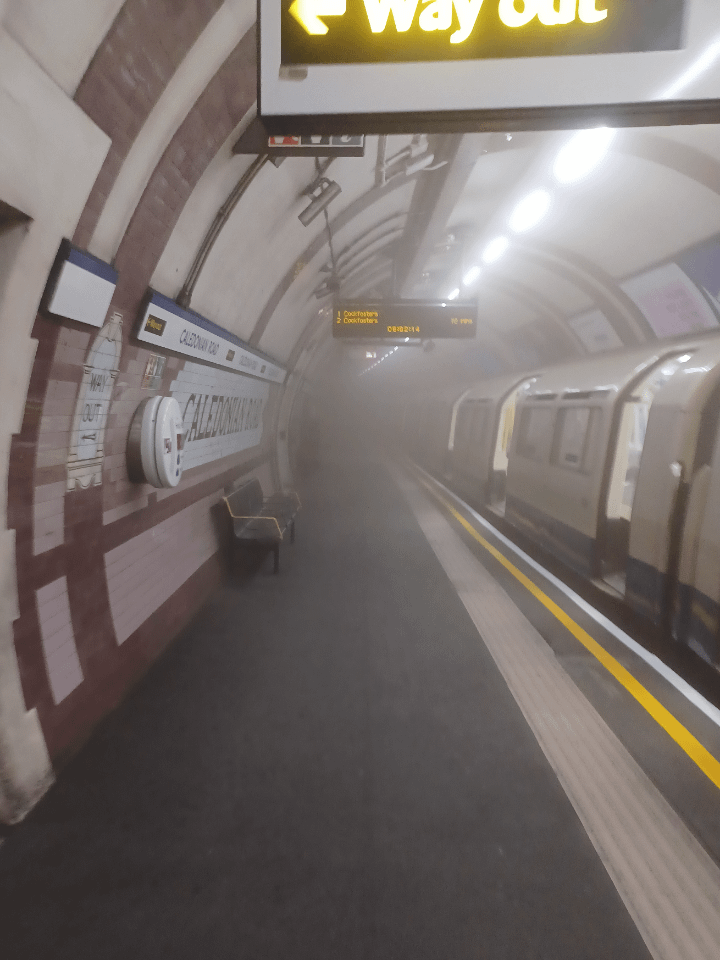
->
[256,0,720,134]
[333,300,477,338]
[282,0,683,66]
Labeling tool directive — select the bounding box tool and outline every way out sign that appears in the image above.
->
[67,313,123,491]
[281,0,670,65]
[257,0,720,135]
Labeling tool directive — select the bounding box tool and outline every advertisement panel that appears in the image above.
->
[676,236,720,317]
[621,262,718,339]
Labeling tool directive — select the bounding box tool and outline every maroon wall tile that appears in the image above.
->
[73,0,225,248]
[9,21,264,778]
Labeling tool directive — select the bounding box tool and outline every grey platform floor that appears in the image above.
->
[0,440,652,960]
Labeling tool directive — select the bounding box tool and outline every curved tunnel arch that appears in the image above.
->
[4,1,720,821]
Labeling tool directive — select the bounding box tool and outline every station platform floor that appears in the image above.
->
[2,435,720,960]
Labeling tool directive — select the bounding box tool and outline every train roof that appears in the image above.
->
[459,373,536,404]
[518,343,689,400]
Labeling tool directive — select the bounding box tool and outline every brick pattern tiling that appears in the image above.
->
[33,481,67,555]
[73,0,224,247]
[104,493,219,644]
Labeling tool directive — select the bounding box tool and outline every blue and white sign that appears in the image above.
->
[47,243,118,329]
[137,292,286,384]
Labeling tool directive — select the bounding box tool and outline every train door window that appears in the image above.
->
[552,406,600,473]
[466,402,490,473]
[606,353,693,522]
[490,383,527,509]
[454,400,479,473]
[601,352,694,590]
[516,406,554,462]
[493,383,526,473]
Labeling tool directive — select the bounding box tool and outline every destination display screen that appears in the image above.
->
[333,300,477,339]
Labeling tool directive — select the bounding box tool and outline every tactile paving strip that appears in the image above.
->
[395,468,720,960]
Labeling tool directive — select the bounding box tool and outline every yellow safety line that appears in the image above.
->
[412,468,720,792]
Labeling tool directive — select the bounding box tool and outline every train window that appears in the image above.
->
[453,403,475,465]
[470,403,489,449]
[516,406,554,461]
[552,406,601,473]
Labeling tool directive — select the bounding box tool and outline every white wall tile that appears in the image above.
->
[36,576,83,704]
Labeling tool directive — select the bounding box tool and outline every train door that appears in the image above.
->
[600,354,691,594]
[489,382,527,513]
[464,401,491,487]
[446,388,473,476]
[452,399,478,478]
[672,379,720,659]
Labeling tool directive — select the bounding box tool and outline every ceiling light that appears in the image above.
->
[448,288,460,300]
[509,189,551,232]
[463,266,481,286]
[482,236,509,264]
[553,127,615,184]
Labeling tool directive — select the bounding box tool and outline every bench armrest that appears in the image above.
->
[231,513,284,539]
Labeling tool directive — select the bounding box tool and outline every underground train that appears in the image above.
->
[402,333,720,670]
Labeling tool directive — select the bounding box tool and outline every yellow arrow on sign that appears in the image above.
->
[289,0,346,35]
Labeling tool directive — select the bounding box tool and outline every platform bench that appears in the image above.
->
[223,478,300,573]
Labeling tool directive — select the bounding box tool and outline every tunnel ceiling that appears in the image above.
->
[6,1,720,398]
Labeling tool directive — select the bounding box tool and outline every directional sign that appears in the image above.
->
[280,0,683,67]
[333,300,477,339]
[256,0,720,135]
[289,0,346,35]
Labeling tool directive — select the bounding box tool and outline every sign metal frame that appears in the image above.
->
[258,0,720,135]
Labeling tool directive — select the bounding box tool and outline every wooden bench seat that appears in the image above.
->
[223,478,300,573]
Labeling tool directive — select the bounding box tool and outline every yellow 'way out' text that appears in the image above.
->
[361,0,608,43]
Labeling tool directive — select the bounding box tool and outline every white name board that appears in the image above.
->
[138,292,285,384]
[48,245,117,329]
[169,362,270,471]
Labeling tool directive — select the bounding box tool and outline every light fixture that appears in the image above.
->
[482,236,509,264]
[463,266,481,286]
[553,127,615,184]
[298,177,342,226]
[448,287,460,300]
[509,190,551,232]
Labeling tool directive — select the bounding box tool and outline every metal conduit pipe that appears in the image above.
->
[176,153,269,308]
